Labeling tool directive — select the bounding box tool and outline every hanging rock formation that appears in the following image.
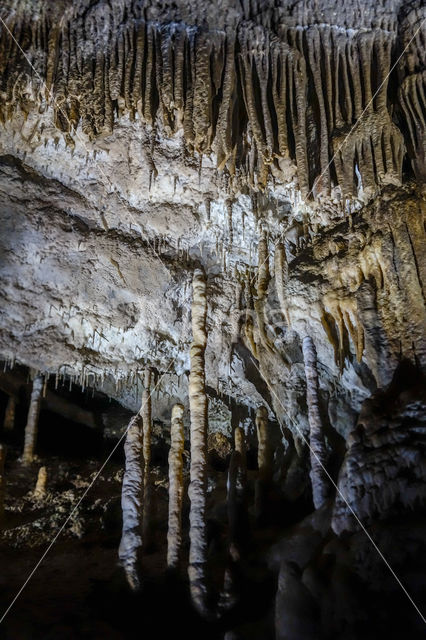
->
[142,367,153,548]
[167,402,185,570]
[118,413,144,591]
[188,268,209,616]
[22,374,43,466]
[0,0,424,198]
[3,395,15,431]
[255,405,274,518]
[302,336,331,510]
[227,426,248,560]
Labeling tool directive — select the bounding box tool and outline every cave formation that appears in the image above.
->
[0,0,425,638]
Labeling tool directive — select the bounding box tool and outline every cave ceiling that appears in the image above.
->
[0,0,424,441]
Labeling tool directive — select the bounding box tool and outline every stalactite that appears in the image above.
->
[255,405,273,519]
[227,427,248,560]
[234,426,246,462]
[34,466,47,499]
[142,367,153,548]
[398,72,426,181]
[256,406,273,483]
[143,24,157,126]
[271,41,289,158]
[239,27,267,162]
[183,29,196,149]
[244,271,258,359]
[217,426,248,616]
[302,336,330,509]
[193,30,224,153]
[226,200,233,246]
[3,395,15,431]
[255,229,274,353]
[306,27,330,195]
[188,268,209,616]
[0,7,421,195]
[289,54,309,196]
[167,403,185,570]
[119,413,144,591]
[323,295,365,367]
[215,34,236,171]
[274,242,291,327]
[22,374,43,466]
[257,229,270,300]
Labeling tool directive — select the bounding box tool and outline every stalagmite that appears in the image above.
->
[142,368,153,548]
[3,395,15,431]
[22,374,43,465]
[302,336,330,509]
[119,413,144,591]
[167,403,185,570]
[255,406,273,519]
[33,466,47,499]
[218,428,248,615]
[188,268,209,616]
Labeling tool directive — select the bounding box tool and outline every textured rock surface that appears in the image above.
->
[118,413,143,590]
[332,362,426,534]
[0,3,425,635]
[0,0,424,447]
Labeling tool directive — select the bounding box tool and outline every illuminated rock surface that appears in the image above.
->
[0,1,425,638]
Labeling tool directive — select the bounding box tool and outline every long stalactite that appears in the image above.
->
[302,335,330,509]
[3,395,15,431]
[188,268,209,616]
[167,402,185,570]
[255,405,273,519]
[142,367,153,549]
[118,413,144,591]
[227,426,248,560]
[22,374,43,466]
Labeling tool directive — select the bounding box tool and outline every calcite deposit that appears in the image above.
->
[0,0,425,638]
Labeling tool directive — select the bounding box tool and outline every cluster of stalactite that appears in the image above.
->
[0,0,424,195]
[240,227,332,510]
[239,186,425,390]
[310,194,424,383]
[113,266,332,618]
